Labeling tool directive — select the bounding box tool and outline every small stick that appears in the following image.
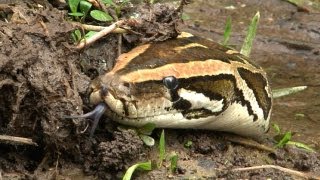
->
[231,165,320,180]
[76,20,125,49]
[225,135,275,153]
[0,135,38,146]
[72,22,127,33]
[117,34,122,57]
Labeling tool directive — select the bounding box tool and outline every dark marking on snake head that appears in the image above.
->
[237,67,272,120]
[172,98,192,110]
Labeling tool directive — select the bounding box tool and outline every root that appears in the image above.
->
[72,22,127,33]
[231,165,320,180]
[76,20,125,49]
[0,135,38,146]
[225,135,275,153]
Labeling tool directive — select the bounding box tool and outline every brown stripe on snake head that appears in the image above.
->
[112,35,262,76]
[182,35,261,68]
[114,45,232,76]
[237,67,272,120]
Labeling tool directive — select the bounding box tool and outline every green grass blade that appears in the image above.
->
[272,86,307,98]
[123,161,152,180]
[276,131,292,148]
[169,152,178,173]
[272,123,281,134]
[158,129,165,167]
[222,16,232,46]
[287,141,315,152]
[240,11,260,57]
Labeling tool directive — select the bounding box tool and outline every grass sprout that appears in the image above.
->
[222,16,232,46]
[272,86,307,99]
[158,129,165,167]
[240,11,260,57]
[123,161,152,180]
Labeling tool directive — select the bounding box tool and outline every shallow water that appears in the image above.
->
[182,0,320,150]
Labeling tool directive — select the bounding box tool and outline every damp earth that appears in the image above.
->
[0,0,320,179]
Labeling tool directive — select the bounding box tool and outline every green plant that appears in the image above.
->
[222,16,232,46]
[67,0,120,43]
[184,140,193,148]
[240,11,260,57]
[272,86,307,98]
[68,0,114,22]
[158,129,166,167]
[181,12,190,20]
[137,123,157,147]
[122,161,152,180]
[169,152,178,173]
[272,123,314,152]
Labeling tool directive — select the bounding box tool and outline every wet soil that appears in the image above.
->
[0,0,320,179]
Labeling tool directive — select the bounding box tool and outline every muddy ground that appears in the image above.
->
[0,0,320,179]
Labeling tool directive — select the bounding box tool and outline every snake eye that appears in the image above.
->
[163,76,178,90]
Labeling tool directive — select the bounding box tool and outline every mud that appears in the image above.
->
[0,0,320,179]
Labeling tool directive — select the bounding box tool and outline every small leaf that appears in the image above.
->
[272,86,307,98]
[240,11,260,57]
[140,134,155,147]
[184,140,193,148]
[138,123,156,135]
[68,12,84,17]
[222,16,232,46]
[287,141,315,152]
[169,152,178,173]
[90,10,113,22]
[159,129,165,167]
[84,31,97,39]
[102,0,115,5]
[80,1,92,15]
[71,29,82,43]
[123,161,152,180]
[68,0,81,13]
[181,13,190,20]
[276,131,292,148]
[272,123,281,134]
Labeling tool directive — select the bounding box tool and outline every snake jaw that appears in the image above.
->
[64,103,107,137]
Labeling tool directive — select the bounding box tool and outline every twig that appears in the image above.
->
[76,20,125,49]
[231,165,320,180]
[87,0,100,8]
[117,33,122,57]
[0,135,38,146]
[72,22,127,33]
[225,135,275,153]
